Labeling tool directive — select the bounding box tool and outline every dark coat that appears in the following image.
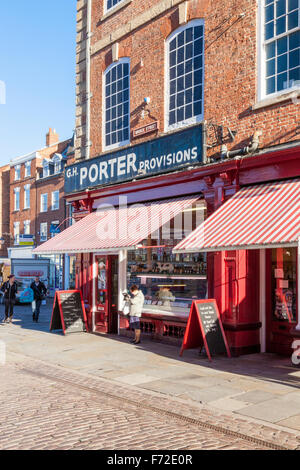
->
[30,281,47,301]
[1,281,18,301]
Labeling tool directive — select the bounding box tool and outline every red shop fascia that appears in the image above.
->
[65,139,300,357]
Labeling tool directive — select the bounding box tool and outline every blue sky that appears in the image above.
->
[0,1,76,164]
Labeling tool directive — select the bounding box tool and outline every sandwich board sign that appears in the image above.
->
[50,290,88,335]
[180,299,231,361]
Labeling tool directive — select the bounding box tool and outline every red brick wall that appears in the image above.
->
[0,166,10,257]
[88,0,300,160]
[9,139,71,247]
[35,175,66,246]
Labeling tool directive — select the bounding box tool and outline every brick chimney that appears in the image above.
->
[46,128,59,147]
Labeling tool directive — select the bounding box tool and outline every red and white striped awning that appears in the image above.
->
[174,179,300,253]
[34,196,199,255]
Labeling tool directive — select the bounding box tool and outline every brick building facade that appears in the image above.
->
[0,164,10,259]
[9,129,74,290]
[36,0,300,356]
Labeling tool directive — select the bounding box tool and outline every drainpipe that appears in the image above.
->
[86,0,92,160]
[221,130,262,160]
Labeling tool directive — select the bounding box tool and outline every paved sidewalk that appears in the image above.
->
[0,301,300,436]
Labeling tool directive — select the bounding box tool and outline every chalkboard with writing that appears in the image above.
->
[50,290,88,335]
[180,299,231,361]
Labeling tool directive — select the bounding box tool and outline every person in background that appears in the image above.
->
[30,277,47,323]
[1,275,18,324]
[125,285,145,345]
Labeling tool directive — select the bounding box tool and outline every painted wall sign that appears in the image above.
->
[132,121,159,138]
[65,124,203,194]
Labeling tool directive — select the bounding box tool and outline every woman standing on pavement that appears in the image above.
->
[126,285,145,345]
[1,275,18,324]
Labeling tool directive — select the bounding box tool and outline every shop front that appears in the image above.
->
[174,177,300,356]
[34,126,300,357]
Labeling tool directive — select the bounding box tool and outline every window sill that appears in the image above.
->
[252,89,300,111]
[100,0,132,22]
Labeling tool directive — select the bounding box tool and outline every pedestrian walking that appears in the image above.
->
[1,275,18,324]
[30,277,47,323]
[125,285,144,345]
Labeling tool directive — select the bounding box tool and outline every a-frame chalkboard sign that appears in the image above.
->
[180,299,231,361]
[50,290,88,335]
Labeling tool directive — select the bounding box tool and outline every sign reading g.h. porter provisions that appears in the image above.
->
[65,124,203,194]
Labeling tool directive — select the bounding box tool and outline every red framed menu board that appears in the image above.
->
[50,290,88,335]
[180,299,231,361]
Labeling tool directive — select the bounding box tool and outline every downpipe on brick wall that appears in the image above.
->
[220,130,263,160]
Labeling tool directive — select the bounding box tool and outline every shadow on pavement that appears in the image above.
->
[101,332,300,391]
[0,299,63,336]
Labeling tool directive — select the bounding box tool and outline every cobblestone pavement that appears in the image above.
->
[0,303,300,450]
[0,356,278,450]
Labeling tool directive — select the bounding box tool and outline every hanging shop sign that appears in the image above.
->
[50,290,88,335]
[65,124,204,194]
[180,299,231,361]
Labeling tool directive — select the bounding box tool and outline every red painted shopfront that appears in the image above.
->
[35,141,299,357]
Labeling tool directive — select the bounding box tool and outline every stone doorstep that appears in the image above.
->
[7,352,300,450]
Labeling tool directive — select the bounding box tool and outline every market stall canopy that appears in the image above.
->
[33,196,200,255]
[173,178,300,253]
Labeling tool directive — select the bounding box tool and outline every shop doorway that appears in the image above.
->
[266,248,298,355]
[94,255,119,334]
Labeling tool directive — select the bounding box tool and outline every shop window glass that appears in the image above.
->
[69,256,76,290]
[271,247,297,322]
[127,199,207,316]
[97,258,107,305]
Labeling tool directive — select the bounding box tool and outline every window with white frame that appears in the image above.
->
[40,223,47,242]
[24,220,30,235]
[53,154,62,174]
[51,190,59,211]
[166,20,205,130]
[43,160,50,178]
[40,193,48,213]
[14,222,20,245]
[14,188,20,211]
[14,165,21,181]
[104,58,130,149]
[106,0,124,13]
[24,184,30,209]
[25,161,31,178]
[262,0,300,97]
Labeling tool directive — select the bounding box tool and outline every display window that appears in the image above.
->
[127,198,207,316]
[271,247,297,323]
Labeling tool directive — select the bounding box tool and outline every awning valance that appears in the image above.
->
[34,196,199,255]
[174,179,300,253]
